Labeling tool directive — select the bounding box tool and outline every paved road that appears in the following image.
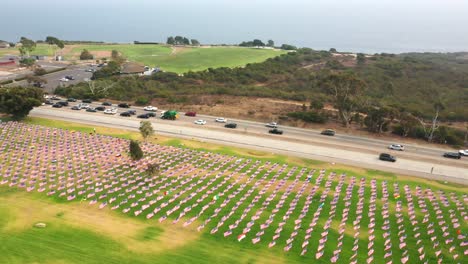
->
[30,106,468,185]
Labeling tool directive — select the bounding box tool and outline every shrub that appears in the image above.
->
[135,97,149,106]
[129,140,143,160]
[287,111,328,123]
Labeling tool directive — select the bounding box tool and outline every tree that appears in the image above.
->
[267,40,274,47]
[167,36,175,45]
[356,53,366,66]
[321,73,366,127]
[146,163,160,177]
[111,50,125,65]
[85,79,116,98]
[190,39,200,46]
[129,140,143,160]
[0,87,43,119]
[139,121,155,140]
[310,97,324,110]
[45,36,64,57]
[329,48,337,53]
[428,101,445,142]
[80,49,93,60]
[19,58,36,67]
[364,107,389,133]
[34,66,47,76]
[18,37,36,57]
[183,37,190,45]
[252,39,265,47]
[174,36,184,45]
[280,44,297,50]
[26,75,47,86]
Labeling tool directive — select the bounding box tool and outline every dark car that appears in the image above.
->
[65,76,75,80]
[51,96,61,100]
[321,129,336,136]
[52,103,62,108]
[147,112,156,117]
[57,101,69,106]
[269,128,283,135]
[120,112,131,117]
[127,109,137,115]
[67,98,77,102]
[44,100,54,105]
[33,82,44,88]
[102,102,112,106]
[379,153,396,162]
[225,123,237,129]
[443,152,461,159]
[185,111,197,117]
[137,113,150,119]
[71,106,81,110]
[95,106,106,111]
[86,108,97,112]
[82,99,92,103]
[118,103,130,108]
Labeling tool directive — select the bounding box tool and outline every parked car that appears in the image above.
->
[143,106,158,111]
[379,153,396,162]
[71,106,81,110]
[102,102,112,106]
[57,101,69,107]
[52,103,62,108]
[137,113,150,119]
[269,128,283,135]
[120,112,131,117]
[321,129,336,136]
[85,69,95,72]
[67,98,77,102]
[215,117,227,123]
[194,120,206,125]
[82,99,92,103]
[95,106,106,111]
[51,96,61,100]
[104,107,118,115]
[443,152,461,159]
[266,122,278,128]
[65,76,75,80]
[118,103,130,108]
[388,144,405,151]
[44,100,54,105]
[225,123,237,129]
[459,149,468,156]
[59,77,69,82]
[185,111,197,117]
[86,108,97,112]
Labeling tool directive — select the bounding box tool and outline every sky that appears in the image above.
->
[1,0,468,53]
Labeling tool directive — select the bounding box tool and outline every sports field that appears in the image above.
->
[0,119,466,264]
[1,44,286,73]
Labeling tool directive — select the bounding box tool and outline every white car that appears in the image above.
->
[215,117,227,123]
[78,103,90,109]
[59,77,69,82]
[266,122,278,128]
[143,106,158,112]
[194,120,207,125]
[459,149,468,156]
[388,144,405,151]
[104,107,118,115]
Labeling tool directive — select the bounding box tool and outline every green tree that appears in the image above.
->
[190,39,200,46]
[267,40,274,47]
[139,121,155,140]
[183,37,190,45]
[364,107,389,133]
[310,97,324,110]
[329,48,337,53]
[280,44,297,50]
[321,73,366,127]
[0,87,43,119]
[19,58,36,67]
[45,36,64,57]
[18,37,36,57]
[80,49,94,60]
[174,36,184,45]
[129,140,143,160]
[167,36,175,45]
[34,66,47,76]
[252,39,265,46]
[356,53,366,66]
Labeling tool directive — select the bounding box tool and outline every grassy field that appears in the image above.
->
[0,118,466,264]
[68,44,286,73]
[1,44,286,73]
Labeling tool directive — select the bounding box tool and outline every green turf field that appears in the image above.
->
[69,44,286,73]
[0,118,466,264]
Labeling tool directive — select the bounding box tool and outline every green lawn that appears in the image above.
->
[0,118,466,264]
[69,44,286,73]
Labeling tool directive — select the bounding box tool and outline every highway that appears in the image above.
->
[30,104,468,185]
